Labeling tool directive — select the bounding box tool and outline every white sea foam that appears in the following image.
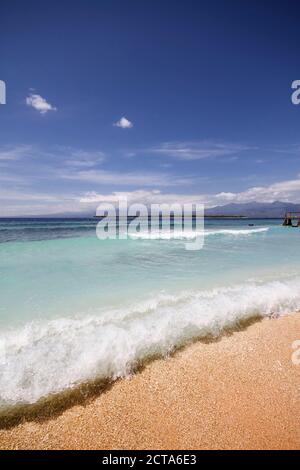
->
[129,227,269,240]
[205,227,269,236]
[0,275,299,408]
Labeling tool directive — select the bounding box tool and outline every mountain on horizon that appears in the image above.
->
[11,200,300,219]
[206,201,300,218]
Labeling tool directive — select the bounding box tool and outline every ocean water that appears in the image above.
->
[1,217,300,408]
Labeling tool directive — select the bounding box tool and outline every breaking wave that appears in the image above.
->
[129,227,269,240]
[0,274,299,409]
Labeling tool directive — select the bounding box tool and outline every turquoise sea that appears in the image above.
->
[1,217,300,408]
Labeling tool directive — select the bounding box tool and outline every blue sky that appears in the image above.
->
[1,0,300,215]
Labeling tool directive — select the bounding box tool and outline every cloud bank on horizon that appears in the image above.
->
[0,143,300,216]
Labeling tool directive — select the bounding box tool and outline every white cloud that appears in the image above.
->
[4,173,300,217]
[80,189,162,204]
[78,176,300,211]
[149,141,252,160]
[3,141,300,216]
[61,168,190,187]
[113,116,133,129]
[0,144,33,161]
[0,188,80,217]
[211,178,300,205]
[62,149,105,168]
[26,93,57,114]
[0,173,28,184]
[0,144,105,166]
[79,189,214,209]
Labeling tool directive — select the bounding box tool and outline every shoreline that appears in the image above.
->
[0,314,263,430]
[0,313,299,450]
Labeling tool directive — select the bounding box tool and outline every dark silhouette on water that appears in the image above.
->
[282,212,300,227]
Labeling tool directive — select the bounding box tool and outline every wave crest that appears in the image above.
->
[0,275,299,408]
[129,227,269,240]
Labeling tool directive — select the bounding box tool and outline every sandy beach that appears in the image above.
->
[0,313,299,450]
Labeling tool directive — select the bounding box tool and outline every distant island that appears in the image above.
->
[205,201,299,218]
[7,200,299,219]
[204,215,247,218]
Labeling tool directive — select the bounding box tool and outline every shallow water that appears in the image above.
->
[0,217,299,407]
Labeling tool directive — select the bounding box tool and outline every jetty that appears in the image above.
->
[282,212,300,227]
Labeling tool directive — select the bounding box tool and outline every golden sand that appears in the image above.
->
[0,313,300,450]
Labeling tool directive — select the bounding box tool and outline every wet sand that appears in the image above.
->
[0,313,300,450]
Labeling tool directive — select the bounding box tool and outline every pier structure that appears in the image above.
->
[282,212,300,227]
